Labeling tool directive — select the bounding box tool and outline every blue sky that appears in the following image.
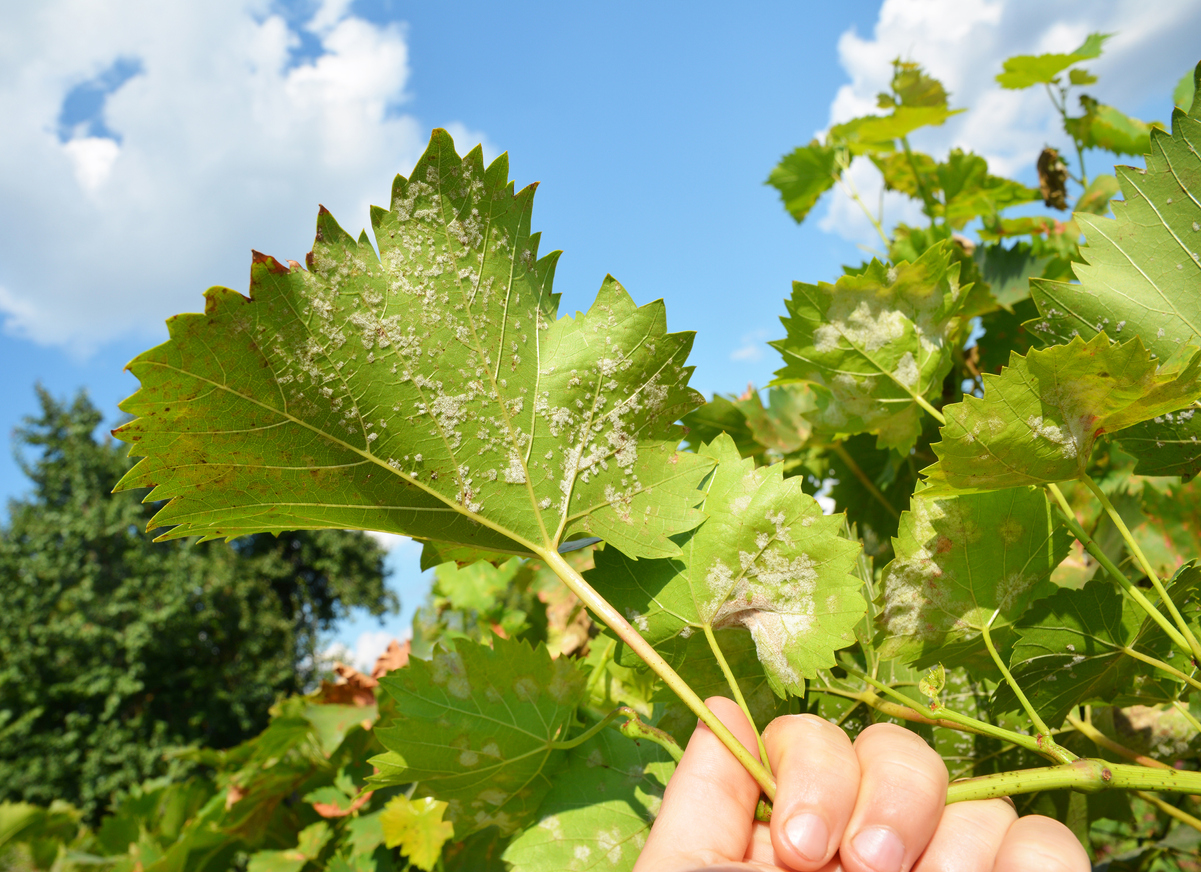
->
[2,0,1199,668]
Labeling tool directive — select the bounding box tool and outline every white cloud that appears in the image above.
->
[819,0,1201,245]
[365,530,409,552]
[0,0,487,352]
[729,329,772,363]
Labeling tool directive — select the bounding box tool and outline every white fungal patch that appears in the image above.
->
[892,351,920,389]
[458,750,479,767]
[1027,415,1078,459]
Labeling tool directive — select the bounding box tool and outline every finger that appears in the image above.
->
[993,814,1089,872]
[840,723,948,872]
[763,713,860,869]
[910,799,1016,872]
[633,697,762,872]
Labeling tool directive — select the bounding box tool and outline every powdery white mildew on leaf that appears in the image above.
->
[502,728,674,872]
[113,129,712,562]
[770,242,970,452]
[588,434,864,696]
[369,635,586,838]
[876,487,1070,664]
[922,334,1201,495]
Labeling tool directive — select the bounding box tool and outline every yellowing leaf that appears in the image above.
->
[923,335,1201,495]
[381,796,454,871]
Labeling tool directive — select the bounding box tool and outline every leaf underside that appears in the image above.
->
[114,129,712,563]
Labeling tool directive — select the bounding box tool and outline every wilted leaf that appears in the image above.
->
[589,434,863,696]
[1037,148,1069,210]
[114,129,712,564]
[772,242,970,452]
[370,636,586,836]
[381,796,455,871]
[923,335,1201,495]
[502,728,675,872]
[876,487,1069,663]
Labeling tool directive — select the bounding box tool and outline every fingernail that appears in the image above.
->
[851,826,905,872]
[783,813,828,862]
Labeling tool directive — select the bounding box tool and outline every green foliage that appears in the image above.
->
[13,38,1201,872]
[0,389,392,820]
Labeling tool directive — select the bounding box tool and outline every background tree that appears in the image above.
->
[0,388,395,820]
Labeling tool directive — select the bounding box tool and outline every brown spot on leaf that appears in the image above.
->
[251,250,289,274]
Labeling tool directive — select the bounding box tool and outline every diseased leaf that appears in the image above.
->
[877,487,1070,663]
[114,129,712,562]
[502,728,674,872]
[682,386,815,462]
[1029,99,1201,364]
[772,242,970,452]
[995,33,1108,89]
[993,575,1194,728]
[381,796,455,871]
[681,395,764,459]
[589,434,864,696]
[923,335,1201,495]
[370,635,586,836]
[767,142,840,224]
[1118,406,1201,481]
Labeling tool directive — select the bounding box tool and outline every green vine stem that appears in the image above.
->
[1174,700,1201,734]
[1045,482,1191,656]
[539,548,777,799]
[1080,474,1201,662]
[615,707,685,764]
[848,670,1066,762]
[946,760,1201,804]
[980,612,1074,764]
[834,154,891,248]
[703,624,771,771]
[1121,645,1201,694]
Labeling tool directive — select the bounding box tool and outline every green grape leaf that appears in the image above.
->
[588,434,864,696]
[872,150,937,198]
[1066,98,1163,158]
[652,627,792,746]
[1175,66,1197,112]
[874,151,1038,229]
[433,558,523,612]
[887,62,949,109]
[923,335,1201,495]
[995,33,1108,89]
[370,635,586,836]
[113,129,711,562]
[877,487,1070,663]
[767,142,840,223]
[381,796,455,871]
[682,386,815,461]
[828,106,963,155]
[974,242,1050,311]
[771,242,970,452]
[502,727,674,872]
[827,430,927,562]
[1074,174,1121,215]
[976,299,1040,376]
[993,578,1190,728]
[344,811,387,857]
[1029,99,1201,364]
[246,823,332,872]
[681,395,763,459]
[1117,407,1201,481]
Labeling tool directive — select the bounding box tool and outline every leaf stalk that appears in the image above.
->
[946,760,1201,804]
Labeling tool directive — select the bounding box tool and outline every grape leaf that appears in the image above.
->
[113,129,712,563]
[1066,98,1163,158]
[1074,174,1121,215]
[995,33,1108,89]
[877,487,1070,663]
[828,106,962,155]
[767,142,840,223]
[588,434,864,696]
[381,796,455,871]
[873,150,1038,229]
[681,395,763,459]
[1029,94,1201,365]
[246,823,331,872]
[974,242,1050,311]
[369,635,586,837]
[771,242,970,452]
[993,575,1195,728]
[1117,407,1201,481]
[502,728,674,872]
[922,335,1201,495]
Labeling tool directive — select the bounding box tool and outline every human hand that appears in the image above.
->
[633,697,1088,872]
